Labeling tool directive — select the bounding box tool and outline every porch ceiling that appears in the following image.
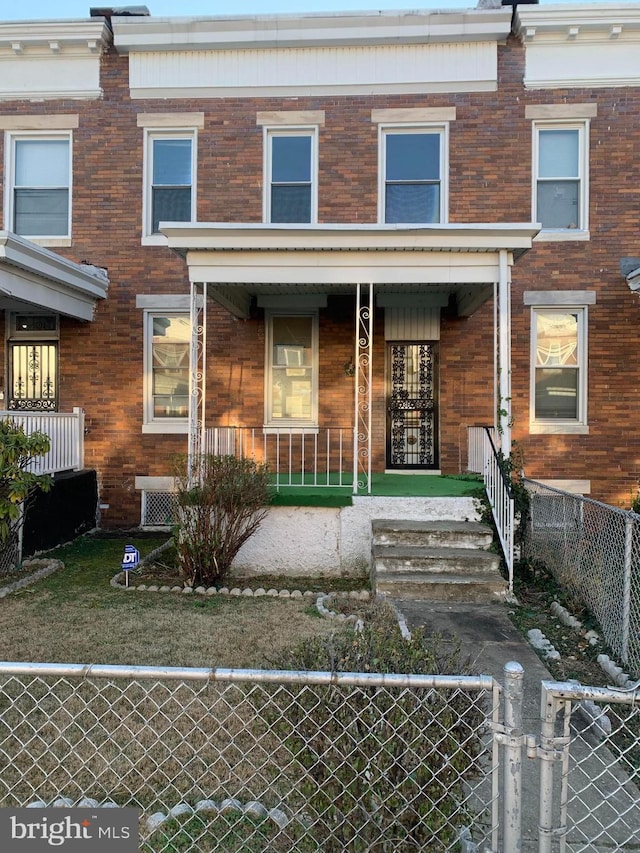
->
[163,221,539,319]
[0,231,109,322]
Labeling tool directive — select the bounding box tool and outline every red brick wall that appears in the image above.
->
[1,35,639,522]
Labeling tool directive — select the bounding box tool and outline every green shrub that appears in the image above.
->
[0,419,52,568]
[260,605,484,852]
[173,453,271,587]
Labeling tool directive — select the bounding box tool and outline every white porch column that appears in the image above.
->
[498,249,512,454]
[188,281,206,482]
[354,282,373,495]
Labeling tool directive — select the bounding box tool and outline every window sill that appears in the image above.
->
[141,235,169,247]
[263,425,319,435]
[142,422,189,435]
[24,237,72,248]
[529,422,589,435]
[534,230,590,243]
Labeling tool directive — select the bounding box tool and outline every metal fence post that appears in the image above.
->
[622,516,633,666]
[503,661,524,852]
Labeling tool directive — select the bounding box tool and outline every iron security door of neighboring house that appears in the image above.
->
[386,342,438,469]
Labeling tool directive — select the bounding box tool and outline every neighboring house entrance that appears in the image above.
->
[386,342,438,469]
[8,315,59,411]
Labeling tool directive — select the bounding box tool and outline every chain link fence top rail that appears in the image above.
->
[539,679,640,853]
[0,662,501,853]
[523,479,640,679]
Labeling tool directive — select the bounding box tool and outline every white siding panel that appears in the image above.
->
[385,308,441,341]
[525,40,640,89]
[129,42,498,97]
[0,54,101,100]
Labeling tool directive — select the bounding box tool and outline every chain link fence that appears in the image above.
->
[539,679,640,853]
[524,479,640,679]
[0,663,501,853]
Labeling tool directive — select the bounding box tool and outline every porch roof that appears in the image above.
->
[163,221,539,319]
[0,231,109,322]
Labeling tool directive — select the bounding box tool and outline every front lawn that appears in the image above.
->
[0,533,353,668]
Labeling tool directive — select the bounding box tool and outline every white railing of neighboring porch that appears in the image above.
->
[0,407,85,475]
[203,426,353,489]
[468,425,514,593]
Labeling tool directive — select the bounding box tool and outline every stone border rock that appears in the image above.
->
[0,558,64,599]
[144,798,290,837]
[111,566,370,605]
[549,599,636,690]
[23,796,289,838]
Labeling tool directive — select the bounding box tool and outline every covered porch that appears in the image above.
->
[163,221,538,491]
[0,231,108,474]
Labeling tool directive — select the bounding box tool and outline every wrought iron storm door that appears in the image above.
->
[386,342,438,469]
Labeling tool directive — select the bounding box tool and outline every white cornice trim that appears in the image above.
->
[0,20,111,53]
[516,3,640,40]
[113,9,511,53]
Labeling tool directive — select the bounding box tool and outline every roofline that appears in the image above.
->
[0,19,112,53]
[112,9,512,54]
[516,2,640,39]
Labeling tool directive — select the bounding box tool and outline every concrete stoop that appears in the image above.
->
[371,519,508,603]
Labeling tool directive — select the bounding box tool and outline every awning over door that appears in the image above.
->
[0,231,109,322]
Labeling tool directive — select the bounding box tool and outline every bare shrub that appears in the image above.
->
[174,453,271,588]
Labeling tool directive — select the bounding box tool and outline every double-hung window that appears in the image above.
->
[144,132,195,237]
[381,127,445,224]
[265,312,318,426]
[7,134,71,239]
[530,306,589,432]
[143,311,191,431]
[266,130,316,224]
[534,123,588,233]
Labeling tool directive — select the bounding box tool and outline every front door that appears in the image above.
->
[386,342,438,469]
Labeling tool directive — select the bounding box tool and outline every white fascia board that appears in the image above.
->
[162,222,539,255]
[113,9,511,53]
[0,20,111,52]
[0,231,109,316]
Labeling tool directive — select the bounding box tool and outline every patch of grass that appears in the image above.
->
[0,533,354,669]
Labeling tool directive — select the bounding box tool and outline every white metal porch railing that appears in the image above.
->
[0,407,85,475]
[203,426,354,489]
[468,425,514,592]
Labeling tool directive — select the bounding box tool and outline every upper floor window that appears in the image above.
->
[265,130,316,224]
[531,307,587,430]
[534,123,588,233]
[381,127,445,224]
[144,132,195,237]
[6,134,71,239]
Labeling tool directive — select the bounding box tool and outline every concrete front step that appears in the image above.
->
[373,545,501,576]
[375,571,508,603]
[372,519,493,550]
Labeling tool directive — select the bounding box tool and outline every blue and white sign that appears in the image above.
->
[121,545,140,571]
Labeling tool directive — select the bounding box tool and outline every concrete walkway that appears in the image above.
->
[392,600,640,853]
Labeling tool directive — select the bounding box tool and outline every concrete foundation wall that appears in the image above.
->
[230,496,479,579]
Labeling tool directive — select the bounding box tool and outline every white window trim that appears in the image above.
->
[142,305,190,435]
[264,309,319,429]
[529,304,589,435]
[4,130,73,247]
[142,127,197,246]
[378,123,449,225]
[263,126,318,225]
[532,120,589,241]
